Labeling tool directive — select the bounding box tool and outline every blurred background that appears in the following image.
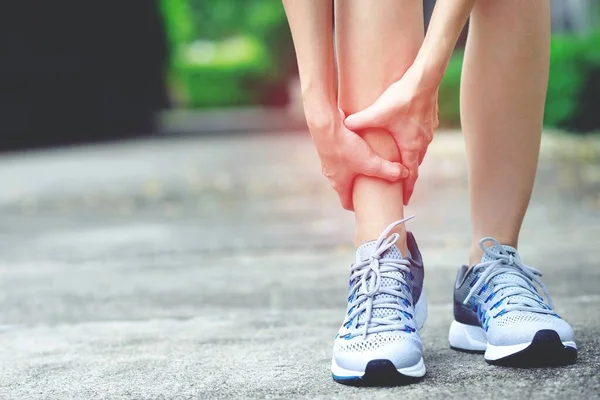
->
[1,0,599,150]
[1,2,600,398]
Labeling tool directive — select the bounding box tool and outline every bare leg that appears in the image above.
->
[335,0,423,253]
[461,0,551,264]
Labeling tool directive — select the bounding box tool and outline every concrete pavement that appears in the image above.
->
[1,131,599,399]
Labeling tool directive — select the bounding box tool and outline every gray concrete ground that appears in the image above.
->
[1,131,599,399]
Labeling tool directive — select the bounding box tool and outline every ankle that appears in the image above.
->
[468,246,483,267]
[396,240,410,258]
[355,227,409,257]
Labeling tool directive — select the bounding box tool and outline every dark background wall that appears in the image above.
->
[0,1,169,151]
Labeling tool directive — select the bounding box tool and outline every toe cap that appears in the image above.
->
[333,333,423,373]
[487,313,575,346]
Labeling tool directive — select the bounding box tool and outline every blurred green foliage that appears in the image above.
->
[160,1,599,131]
[440,31,600,132]
[438,51,463,128]
[160,0,294,107]
[546,31,600,132]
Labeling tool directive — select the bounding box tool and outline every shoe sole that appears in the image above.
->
[449,320,577,367]
[331,292,428,385]
[487,330,577,367]
[332,358,425,386]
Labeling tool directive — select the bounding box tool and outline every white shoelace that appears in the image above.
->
[463,237,555,317]
[345,217,415,339]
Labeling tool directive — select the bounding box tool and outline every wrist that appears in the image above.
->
[301,80,336,111]
[304,107,342,151]
[401,63,440,99]
[411,47,448,90]
[302,97,337,133]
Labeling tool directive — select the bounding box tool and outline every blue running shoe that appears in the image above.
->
[449,238,577,367]
[331,217,427,385]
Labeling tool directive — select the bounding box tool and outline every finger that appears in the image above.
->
[343,103,389,132]
[418,144,429,166]
[403,180,416,206]
[400,150,420,206]
[361,156,409,182]
[348,131,409,181]
[403,181,413,206]
[333,180,354,211]
[338,191,353,211]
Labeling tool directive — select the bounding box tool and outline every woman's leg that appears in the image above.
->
[461,0,550,264]
[335,0,424,253]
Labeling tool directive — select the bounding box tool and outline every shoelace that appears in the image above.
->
[463,237,555,317]
[346,217,414,339]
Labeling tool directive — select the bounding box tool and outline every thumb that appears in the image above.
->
[361,156,409,182]
[344,103,389,132]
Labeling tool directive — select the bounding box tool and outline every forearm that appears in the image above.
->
[413,0,476,88]
[282,0,336,128]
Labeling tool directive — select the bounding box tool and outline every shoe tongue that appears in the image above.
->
[480,244,520,263]
[356,240,404,263]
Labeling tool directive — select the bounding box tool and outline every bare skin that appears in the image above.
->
[462,0,550,265]
[339,0,548,266]
[344,0,475,205]
[334,0,424,254]
[283,0,549,269]
[281,0,408,211]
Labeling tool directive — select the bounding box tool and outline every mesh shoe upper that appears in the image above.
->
[453,238,574,346]
[333,218,425,372]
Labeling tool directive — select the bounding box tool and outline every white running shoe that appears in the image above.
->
[449,238,577,367]
[331,218,428,385]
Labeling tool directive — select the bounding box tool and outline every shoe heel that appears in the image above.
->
[448,320,487,353]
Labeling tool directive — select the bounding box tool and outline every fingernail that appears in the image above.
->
[401,169,409,178]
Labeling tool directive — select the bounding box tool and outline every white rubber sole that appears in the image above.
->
[448,320,487,352]
[331,292,428,380]
[448,320,577,361]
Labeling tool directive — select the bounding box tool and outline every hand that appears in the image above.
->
[344,67,439,205]
[310,109,409,211]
